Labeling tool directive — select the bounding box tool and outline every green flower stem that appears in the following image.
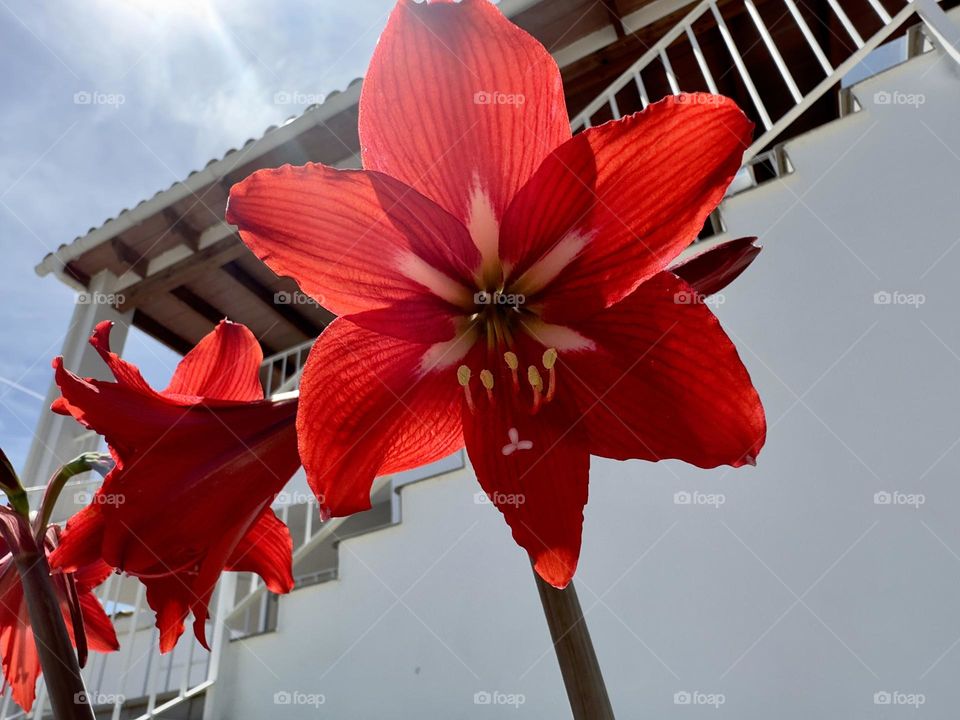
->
[34,453,112,537]
[15,544,95,720]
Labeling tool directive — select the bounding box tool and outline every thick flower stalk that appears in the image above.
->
[0,496,119,712]
[226,0,766,588]
[49,320,300,651]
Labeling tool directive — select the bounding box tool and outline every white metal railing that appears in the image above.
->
[260,339,313,397]
[0,570,215,720]
[570,0,960,172]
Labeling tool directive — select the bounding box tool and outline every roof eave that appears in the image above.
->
[35,81,362,281]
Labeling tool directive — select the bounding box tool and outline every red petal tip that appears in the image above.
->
[533,555,576,589]
[193,617,210,652]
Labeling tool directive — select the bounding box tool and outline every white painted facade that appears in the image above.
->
[12,4,960,719]
[209,37,960,720]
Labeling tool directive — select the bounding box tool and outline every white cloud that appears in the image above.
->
[0,0,392,470]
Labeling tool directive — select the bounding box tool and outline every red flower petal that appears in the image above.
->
[163,320,264,401]
[501,94,753,321]
[297,317,466,518]
[668,236,761,297]
[51,322,299,654]
[51,356,194,460]
[226,508,294,594]
[563,272,765,467]
[0,584,39,712]
[48,506,105,573]
[77,593,119,653]
[227,165,480,330]
[344,295,464,345]
[89,320,155,394]
[461,345,590,589]
[359,0,570,257]
[71,557,113,593]
[88,398,297,577]
[142,575,191,654]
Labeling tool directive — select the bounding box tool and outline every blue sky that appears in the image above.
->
[0,0,397,472]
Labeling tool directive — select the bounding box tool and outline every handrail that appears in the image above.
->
[569,0,960,170]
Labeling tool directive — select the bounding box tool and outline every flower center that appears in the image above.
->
[469,279,534,348]
[456,347,558,415]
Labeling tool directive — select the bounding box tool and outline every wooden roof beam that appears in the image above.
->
[169,285,279,356]
[116,234,247,312]
[602,0,628,38]
[161,207,205,252]
[110,238,149,278]
[132,310,194,355]
[220,260,325,340]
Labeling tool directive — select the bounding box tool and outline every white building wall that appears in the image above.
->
[208,46,960,719]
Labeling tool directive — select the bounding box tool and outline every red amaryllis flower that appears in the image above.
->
[226,0,766,587]
[0,521,118,711]
[49,320,299,651]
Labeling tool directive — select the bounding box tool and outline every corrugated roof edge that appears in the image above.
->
[34,1,551,285]
[36,78,363,281]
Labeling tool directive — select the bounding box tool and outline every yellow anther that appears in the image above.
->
[504,352,519,370]
[542,348,558,370]
[480,369,494,390]
[527,365,543,392]
[457,365,475,412]
[542,348,558,403]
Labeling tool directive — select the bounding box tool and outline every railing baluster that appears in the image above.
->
[659,49,681,94]
[744,0,803,102]
[710,3,774,130]
[633,72,650,107]
[685,26,719,93]
[304,501,314,543]
[163,640,176,697]
[86,571,116,696]
[29,684,45,720]
[142,628,162,715]
[865,0,892,24]
[113,583,145,720]
[608,95,621,120]
[258,593,270,633]
[97,574,124,694]
[781,0,833,75]
[180,630,197,696]
[260,339,316,396]
[825,0,865,47]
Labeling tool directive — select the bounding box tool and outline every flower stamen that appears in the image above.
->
[457,365,475,412]
[542,348,557,403]
[480,369,495,404]
[527,365,544,414]
[504,352,520,394]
